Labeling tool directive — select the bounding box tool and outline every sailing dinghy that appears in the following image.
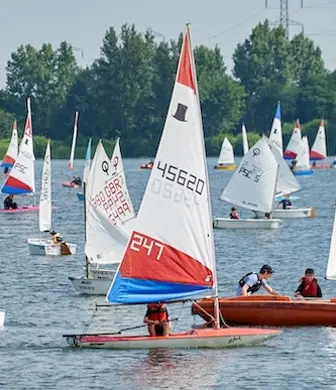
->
[310,120,331,169]
[214,137,236,170]
[27,141,77,256]
[64,24,280,349]
[1,120,18,169]
[213,136,281,229]
[62,111,80,188]
[0,311,4,327]
[292,136,313,176]
[269,101,283,155]
[69,138,135,294]
[77,138,92,201]
[0,98,38,213]
[284,119,301,160]
[241,123,249,155]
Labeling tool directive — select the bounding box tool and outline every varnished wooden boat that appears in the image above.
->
[192,295,336,327]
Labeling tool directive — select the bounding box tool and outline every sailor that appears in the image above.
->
[71,176,82,186]
[278,194,292,210]
[236,264,280,296]
[50,230,64,244]
[3,167,9,175]
[294,268,322,298]
[229,207,239,219]
[148,159,154,168]
[144,303,171,337]
[4,194,18,210]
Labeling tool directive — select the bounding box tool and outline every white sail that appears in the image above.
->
[107,24,216,304]
[39,141,51,232]
[284,119,301,159]
[85,140,134,265]
[265,137,301,197]
[218,137,234,165]
[295,136,311,169]
[326,208,336,280]
[1,98,35,194]
[82,138,92,184]
[269,102,283,155]
[311,120,327,160]
[220,136,278,213]
[1,120,18,168]
[67,111,79,173]
[241,123,249,156]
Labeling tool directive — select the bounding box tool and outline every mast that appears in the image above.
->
[83,181,89,278]
[187,24,220,328]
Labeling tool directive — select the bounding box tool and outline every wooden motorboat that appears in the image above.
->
[192,295,336,327]
[214,164,236,170]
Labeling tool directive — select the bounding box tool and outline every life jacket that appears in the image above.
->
[230,212,239,220]
[300,277,318,297]
[238,272,262,294]
[146,304,168,322]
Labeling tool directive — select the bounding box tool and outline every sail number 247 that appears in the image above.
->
[130,233,165,261]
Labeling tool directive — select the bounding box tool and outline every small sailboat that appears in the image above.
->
[213,136,281,229]
[27,141,77,256]
[0,98,38,213]
[62,111,80,188]
[284,119,301,160]
[0,310,5,327]
[77,138,92,201]
[1,120,18,170]
[241,123,249,155]
[269,101,283,155]
[310,120,331,169]
[140,159,154,169]
[64,24,280,349]
[69,138,135,294]
[214,137,236,170]
[292,136,313,176]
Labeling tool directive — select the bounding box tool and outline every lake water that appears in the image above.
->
[1,157,336,389]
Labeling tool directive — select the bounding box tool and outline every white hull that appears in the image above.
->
[89,268,116,280]
[27,238,77,256]
[255,207,314,219]
[69,276,112,295]
[0,311,5,327]
[213,217,280,229]
[65,328,281,349]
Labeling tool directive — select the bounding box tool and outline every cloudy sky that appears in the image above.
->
[1,0,336,87]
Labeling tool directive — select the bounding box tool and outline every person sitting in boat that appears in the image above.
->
[290,160,297,171]
[4,194,18,210]
[236,264,280,296]
[71,176,82,186]
[144,303,171,337]
[229,207,239,219]
[265,212,271,219]
[312,161,316,168]
[294,268,322,299]
[3,167,9,175]
[278,194,292,210]
[148,159,154,168]
[50,230,64,244]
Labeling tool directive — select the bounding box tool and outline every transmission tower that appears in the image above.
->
[265,0,304,39]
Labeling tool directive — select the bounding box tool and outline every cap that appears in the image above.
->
[260,264,273,274]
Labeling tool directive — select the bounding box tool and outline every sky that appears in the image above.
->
[1,0,336,88]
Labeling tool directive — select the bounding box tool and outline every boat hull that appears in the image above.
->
[89,268,115,279]
[0,311,5,327]
[0,205,39,213]
[255,207,315,219]
[62,181,80,188]
[64,327,281,349]
[293,169,313,176]
[77,192,84,201]
[213,218,280,229]
[312,164,332,169]
[192,296,336,327]
[140,164,153,170]
[214,164,237,171]
[28,239,77,256]
[69,276,112,295]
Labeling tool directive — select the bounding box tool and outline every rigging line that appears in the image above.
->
[208,8,266,40]
[301,0,336,7]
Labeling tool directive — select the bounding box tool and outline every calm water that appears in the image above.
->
[1,157,336,389]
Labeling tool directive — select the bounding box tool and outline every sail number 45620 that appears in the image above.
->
[130,233,165,261]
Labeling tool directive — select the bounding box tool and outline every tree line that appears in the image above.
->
[0,20,335,158]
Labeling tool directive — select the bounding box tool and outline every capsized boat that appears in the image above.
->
[1,120,18,169]
[214,137,237,170]
[62,111,80,188]
[269,101,283,156]
[77,138,92,201]
[214,136,281,229]
[284,119,301,160]
[69,138,135,295]
[27,141,77,256]
[0,98,38,212]
[63,24,280,349]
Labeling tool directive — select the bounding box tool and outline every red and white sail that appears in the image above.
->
[284,119,302,160]
[310,120,327,160]
[107,25,215,304]
[1,98,35,194]
[1,120,18,168]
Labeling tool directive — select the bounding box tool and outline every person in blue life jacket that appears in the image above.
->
[236,264,280,296]
[278,194,292,210]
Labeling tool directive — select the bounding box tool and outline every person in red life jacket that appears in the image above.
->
[144,303,171,337]
[294,268,322,298]
[230,207,239,220]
